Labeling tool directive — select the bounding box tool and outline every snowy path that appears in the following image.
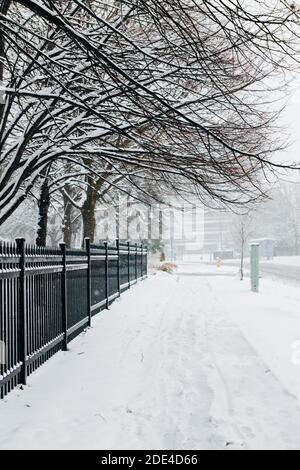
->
[1,264,300,450]
[202,280,300,450]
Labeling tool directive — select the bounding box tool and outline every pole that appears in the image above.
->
[85,238,91,327]
[104,242,109,309]
[135,243,138,282]
[16,238,27,385]
[250,243,260,293]
[127,241,130,289]
[140,243,143,280]
[60,243,68,350]
[116,239,121,296]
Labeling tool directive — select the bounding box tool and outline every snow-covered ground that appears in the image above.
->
[267,256,300,266]
[222,256,300,284]
[224,256,300,267]
[1,261,300,450]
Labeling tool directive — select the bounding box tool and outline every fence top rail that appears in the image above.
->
[66,248,86,256]
[118,242,147,251]
[0,256,20,264]
[90,247,115,254]
[0,256,63,265]
[25,245,61,256]
[91,242,146,251]
[0,240,147,258]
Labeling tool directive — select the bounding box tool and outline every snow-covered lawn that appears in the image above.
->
[1,262,300,450]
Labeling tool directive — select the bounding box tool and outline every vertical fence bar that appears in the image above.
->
[60,243,68,351]
[1,237,149,400]
[146,247,148,277]
[116,239,121,296]
[135,243,138,282]
[127,241,130,289]
[16,238,27,385]
[104,242,109,309]
[85,238,92,327]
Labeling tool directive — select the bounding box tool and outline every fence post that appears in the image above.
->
[135,243,138,282]
[104,242,109,309]
[116,239,121,296]
[60,243,68,351]
[127,241,130,289]
[16,238,27,385]
[85,238,92,327]
[140,243,143,280]
[146,246,148,277]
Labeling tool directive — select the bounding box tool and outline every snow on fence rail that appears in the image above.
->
[0,239,148,399]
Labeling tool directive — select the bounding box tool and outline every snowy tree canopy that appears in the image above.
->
[0,0,300,226]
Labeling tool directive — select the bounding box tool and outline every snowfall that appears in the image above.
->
[1,258,300,450]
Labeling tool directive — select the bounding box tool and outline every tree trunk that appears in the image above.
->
[0,1,12,123]
[81,183,97,244]
[63,191,72,248]
[36,178,50,246]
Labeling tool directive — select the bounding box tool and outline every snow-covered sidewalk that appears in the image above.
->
[1,263,300,450]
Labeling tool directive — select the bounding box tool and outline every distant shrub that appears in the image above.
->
[158,262,178,274]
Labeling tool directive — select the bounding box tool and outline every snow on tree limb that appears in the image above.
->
[0,0,300,226]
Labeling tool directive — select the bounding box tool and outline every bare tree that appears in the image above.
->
[0,0,300,242]
[231,212,255,280]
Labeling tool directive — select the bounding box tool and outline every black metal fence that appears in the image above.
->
[0,239,148,399]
